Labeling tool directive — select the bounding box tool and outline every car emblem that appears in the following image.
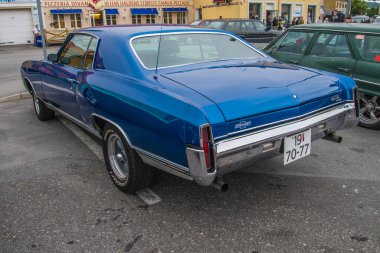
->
[235,121,252,130]
[292,94,297,99]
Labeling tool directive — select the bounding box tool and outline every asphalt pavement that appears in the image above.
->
[0,45,59,98]
[1,99,379,253]
[1,44,380,253]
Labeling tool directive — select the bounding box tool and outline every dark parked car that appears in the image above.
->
[20,25,358,193]
[352,15,371,23]
[193,19,279,43]
[265,24,380,129]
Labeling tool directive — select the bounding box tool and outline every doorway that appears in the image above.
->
[307,5,316,23]
[90,11,104,26]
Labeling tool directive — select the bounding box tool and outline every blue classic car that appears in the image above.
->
[21,25,358,193]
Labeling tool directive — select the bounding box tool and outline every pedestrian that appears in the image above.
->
[324,17,329,23]
[298,16,305,25]
[346,16,352,23]
[33,24,40,46]
[291,17,297,26]
[307,13,312,24]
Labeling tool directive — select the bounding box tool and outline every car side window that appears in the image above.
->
[253,21,267,32]
[309,33,352,58]
[241,21,256,33]
[207,21,225,30]
[351,34,380,63]
[83,37,99,69]
[225,21,241,34]
[59,34,92,68]
[277,31,314,55]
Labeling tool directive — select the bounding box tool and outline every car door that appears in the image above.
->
[300,32,357,77]
[348,33,380,97]
[266,30,315,65]
[41,34,92,120]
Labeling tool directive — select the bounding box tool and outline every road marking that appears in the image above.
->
[136,188,162,205]
[58,115,162,205]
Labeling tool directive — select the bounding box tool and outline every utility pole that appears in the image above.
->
[346,0,351,17]
[36,0,47,60]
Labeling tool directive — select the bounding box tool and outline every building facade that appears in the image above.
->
[194,0,321,23]
[324,0,347,15]
[0,0,38,45]
[41,0,194,43]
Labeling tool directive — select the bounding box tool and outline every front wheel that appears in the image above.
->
[33,94,55,121]
[358,93,380,130]
[102,123,155,193]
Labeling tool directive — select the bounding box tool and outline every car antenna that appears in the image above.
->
[153,19,164,80]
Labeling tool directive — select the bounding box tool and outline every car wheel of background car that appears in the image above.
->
[358,93,380,130]
[102,123,155,193]
[33,94,55,121]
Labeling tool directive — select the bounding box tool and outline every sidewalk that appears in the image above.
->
[0,45,59,98]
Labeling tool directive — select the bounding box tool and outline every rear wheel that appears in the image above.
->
[358,93,380,130]
[102,123,155,193]
[33,94,55,121]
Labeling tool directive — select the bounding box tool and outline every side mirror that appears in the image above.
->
[47,53,58,62]
[265,27,271,32]
[60,57,71,65]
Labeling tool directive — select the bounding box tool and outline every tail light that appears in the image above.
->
[200,124,214,173]
[353,87,359,117]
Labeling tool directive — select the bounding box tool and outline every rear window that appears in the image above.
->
[131,33,263,69]
[351,34,380,63]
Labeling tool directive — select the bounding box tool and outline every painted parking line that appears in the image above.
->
[58,115,162,205]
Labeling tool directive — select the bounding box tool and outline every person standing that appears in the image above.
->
[33,25,40,46]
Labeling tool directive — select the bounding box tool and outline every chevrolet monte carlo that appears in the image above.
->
[21,26,358,193]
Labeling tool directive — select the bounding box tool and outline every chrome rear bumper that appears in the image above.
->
[187,103,358,186]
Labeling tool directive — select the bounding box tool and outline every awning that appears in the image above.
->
[162,8,188,12]
[105,9,119,15]
[50,9,82,14]
[130,8,159,15]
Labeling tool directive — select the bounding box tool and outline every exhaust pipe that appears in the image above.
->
[323,132,342,143]
[211,177,229,192]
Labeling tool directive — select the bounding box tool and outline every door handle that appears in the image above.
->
[337,68,351,73]
[289,60,299,65]
[65,78,79,90]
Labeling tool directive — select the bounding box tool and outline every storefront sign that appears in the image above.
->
[294,5,302,17]
[43,0,192,8]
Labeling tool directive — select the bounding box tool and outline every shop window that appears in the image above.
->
[53,14,65,29]
[146,15,156,24]
[106,14,117,25]
[163,12,173,24]
[176,12,186,24]
[132,15,142,24]
[70,14,82,29]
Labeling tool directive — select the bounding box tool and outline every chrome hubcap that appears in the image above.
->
[107,133,129,180]
[358,93,380,124]
[34,98,40,115]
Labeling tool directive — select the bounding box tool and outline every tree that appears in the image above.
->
[351,0,368,15]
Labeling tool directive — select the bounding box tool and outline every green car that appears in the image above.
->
[264,24,380,129]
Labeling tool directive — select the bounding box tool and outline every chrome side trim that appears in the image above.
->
[354,78,380,87]
[216,103,356,154]
[90,113,192,178]
[213,101,353,141]
[90,113,132,145]
[46,103,101,138]
[135,147,192,181]
[129,31,267,71]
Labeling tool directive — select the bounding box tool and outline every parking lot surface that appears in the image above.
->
[1,99,380,253]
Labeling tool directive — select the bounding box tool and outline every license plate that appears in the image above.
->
[284,129,311,165]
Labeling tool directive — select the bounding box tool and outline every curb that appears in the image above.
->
[0,92,32,104]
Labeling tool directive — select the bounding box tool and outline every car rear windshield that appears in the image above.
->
[131,33,263,69]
